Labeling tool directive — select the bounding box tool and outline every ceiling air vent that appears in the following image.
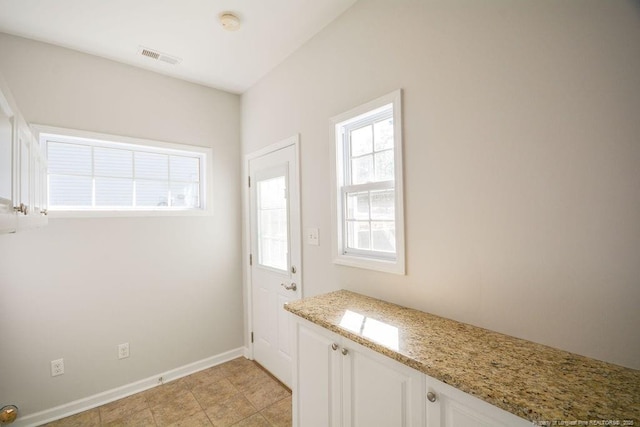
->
[138,46,181,65]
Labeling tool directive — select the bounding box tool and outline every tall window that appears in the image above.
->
[40,127,208,214]
[331,90,405,274]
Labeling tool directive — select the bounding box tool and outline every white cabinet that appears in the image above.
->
[292,318,425,427]
[14,120,48,230]
[425,375,530,427]
[0,80,47,234]
[0,86,17,233]
[292,316,531,427]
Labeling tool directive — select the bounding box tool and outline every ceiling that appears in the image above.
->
[0,0,357,94]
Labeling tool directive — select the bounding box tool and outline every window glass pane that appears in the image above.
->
[372,221,396,253]
[374,150,394,181]
[170,182,199,208]
[136,152,168,180]
[94,147,132,178]
[351,155,373,184]
[347,221,370,251]
[370,190,394,220]
[49,175,92,206]
[48,142,92,175]
[346,191,369,220]
[257,176,288,271]
[170,156,199,182]
[374,118,394,151]
[95,177,133,206]
[350,125,373,157]
[136,180,169,206]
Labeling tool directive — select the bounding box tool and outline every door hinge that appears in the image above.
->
[249,254,253,266]
[248,176,251,187]
[251,332,254,343]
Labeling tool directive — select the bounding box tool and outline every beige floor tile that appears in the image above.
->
[226,365,271,392]
[260,396,292,427]
[99,394,149,424]
[219,358,255,377]
[164,410,213,427]
[191,378,239,410]
[41,408,101,427]
[150,391,202,426]
[143,381,190,407]
[183,366,227,389]
[205,394,257,427]
[231,413,271,427]
[103,408,155,426]
[242,376,291,411]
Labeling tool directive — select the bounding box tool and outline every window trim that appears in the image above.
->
[330,89,405,275]
[32,124,213,218]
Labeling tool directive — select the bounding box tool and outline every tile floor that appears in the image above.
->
[41,357,292,427]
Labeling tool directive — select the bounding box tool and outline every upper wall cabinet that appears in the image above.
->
[0,79,48,234]
[0,86,16,233]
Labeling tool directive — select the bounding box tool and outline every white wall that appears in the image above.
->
[0,33,243,414]
[242,0,640,369]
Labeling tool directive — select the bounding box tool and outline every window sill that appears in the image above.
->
[48,208,212,219]
[334,253,405,275]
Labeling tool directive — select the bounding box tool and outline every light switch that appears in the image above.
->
[307,228,319,246]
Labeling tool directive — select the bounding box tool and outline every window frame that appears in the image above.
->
[330,89,405,274]
[32,125,212,218]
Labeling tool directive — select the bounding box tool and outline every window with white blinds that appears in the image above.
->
[44,130,207,212]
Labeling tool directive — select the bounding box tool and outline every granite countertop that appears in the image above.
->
[284,290,640,423]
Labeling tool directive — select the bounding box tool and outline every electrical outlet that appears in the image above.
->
[51,358,64,376]
[118,343,130,359]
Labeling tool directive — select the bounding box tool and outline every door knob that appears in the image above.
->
[281,282,297,291]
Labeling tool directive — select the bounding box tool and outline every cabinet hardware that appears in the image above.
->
[291,265,297,274]
[427,391,437,402]
[13,203,28,215]
[341,348,349,356]
[331,343,339,351]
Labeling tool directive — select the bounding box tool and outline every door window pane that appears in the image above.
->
[257,176,288,271]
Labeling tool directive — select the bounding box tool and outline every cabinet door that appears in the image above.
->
[0,98,16,233]
[425,376,529,427]
[292,320,342,427]
[342,340,425,427]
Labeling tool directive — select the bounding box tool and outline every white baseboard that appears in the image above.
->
[14,347,245,427]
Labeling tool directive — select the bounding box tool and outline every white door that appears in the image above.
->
[249,139,301,387]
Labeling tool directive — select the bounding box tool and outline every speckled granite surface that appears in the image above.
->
[285,290,640,423]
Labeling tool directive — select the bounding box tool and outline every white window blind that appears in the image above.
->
[45,133,205,212]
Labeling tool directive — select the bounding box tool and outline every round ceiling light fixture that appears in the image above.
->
[219,12,241,31]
